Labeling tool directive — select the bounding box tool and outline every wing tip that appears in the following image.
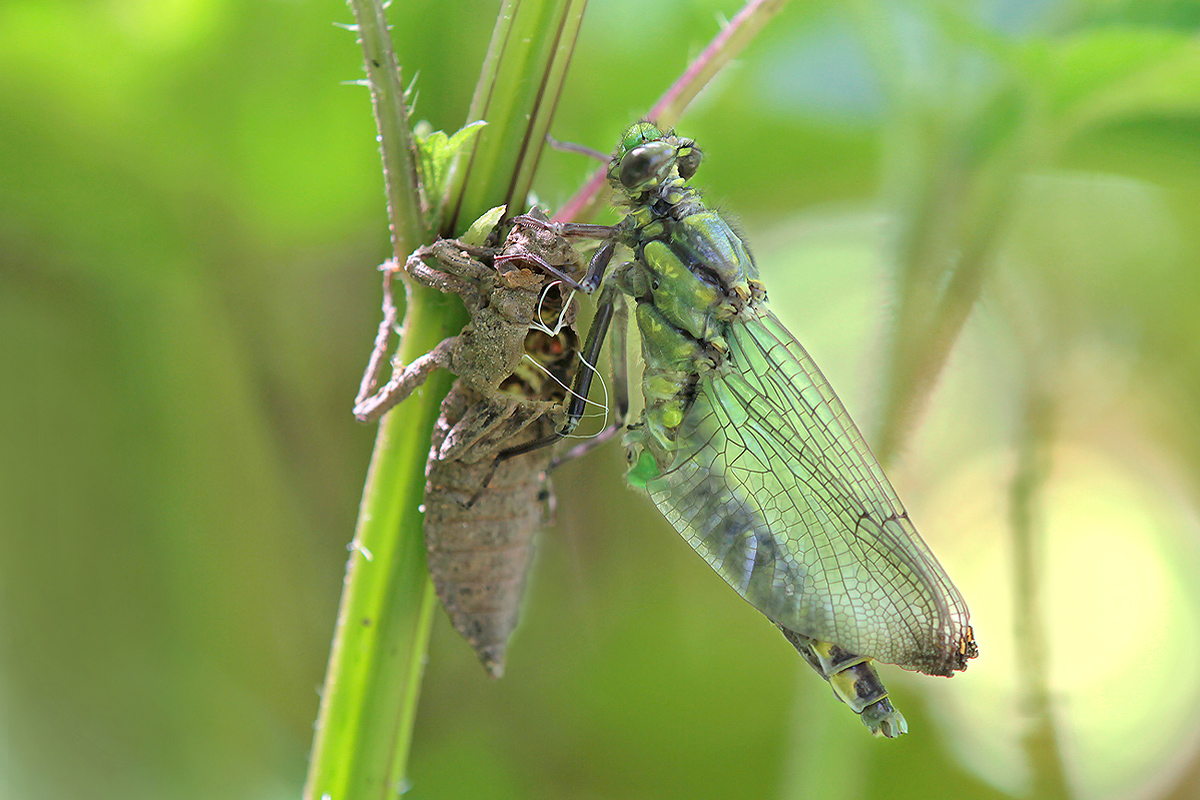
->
[936,623,978,675]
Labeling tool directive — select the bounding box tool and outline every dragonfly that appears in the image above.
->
[508,123,977,736]
[354,209,583,677]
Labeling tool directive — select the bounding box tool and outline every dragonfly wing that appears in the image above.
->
[632,309,974,676]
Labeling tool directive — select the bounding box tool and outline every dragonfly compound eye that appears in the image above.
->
[675,141,702,180]
[622,121,663,151]
[618,141,676,191]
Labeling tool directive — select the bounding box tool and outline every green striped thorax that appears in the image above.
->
[605,123,766,469]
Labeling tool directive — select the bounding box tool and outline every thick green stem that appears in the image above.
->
[304,294,460,800]
[306,1,586,796]
[304,1,450,794]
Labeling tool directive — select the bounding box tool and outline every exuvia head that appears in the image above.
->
[609,122,703,196]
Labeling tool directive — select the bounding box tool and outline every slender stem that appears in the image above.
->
[647,0,789,126]
[304,1,448,796]
[449,0,590,233]
[873,105,1028,463]
[350,0,424,259]
[1010,381,1074,799]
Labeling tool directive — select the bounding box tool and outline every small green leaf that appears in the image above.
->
[461,205,507,246]
[414,120,488,227]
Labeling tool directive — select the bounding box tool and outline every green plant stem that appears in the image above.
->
[304,1,448,796]
[350,0,425,257]
[873,96,1031,463]
[447,0,589,233]
[304,295,462,800]
[1010,382,1074,799]
[306,1,585,796]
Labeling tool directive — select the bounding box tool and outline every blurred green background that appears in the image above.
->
[5,0,1200,798]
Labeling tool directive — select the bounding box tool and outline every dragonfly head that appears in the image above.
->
[610,122,703,199]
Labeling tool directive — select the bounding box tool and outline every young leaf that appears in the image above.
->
[414,120,489,229]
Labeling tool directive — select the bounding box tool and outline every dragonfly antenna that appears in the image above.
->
[546,134,609,164]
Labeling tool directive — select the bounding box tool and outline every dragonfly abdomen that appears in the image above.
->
[778,626,909,738]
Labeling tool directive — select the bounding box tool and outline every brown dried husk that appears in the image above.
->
[421,219,581,677]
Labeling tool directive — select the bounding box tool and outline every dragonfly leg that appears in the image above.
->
[548,290,630,468]
[545,133,610,164]
[439,396,556,465]
[353,336,457,422]
[494,213,613,292]
[506,214,619,293]
[546,281,621,440]
[494,248,587,291]
[353,261,404,417]
[405,245,502,322]
[354,234,506,424]
[507,213,616,242]
[578,239,617,293]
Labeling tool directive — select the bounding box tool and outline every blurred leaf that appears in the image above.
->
[1027,28,1200,138]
